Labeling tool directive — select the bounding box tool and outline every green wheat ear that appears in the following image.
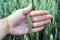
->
[26,12,34,40]
[26,14,32,34]
[32,0,35,10]
[25,0,35,40]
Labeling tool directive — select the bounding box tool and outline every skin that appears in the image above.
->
[0,4,52,40]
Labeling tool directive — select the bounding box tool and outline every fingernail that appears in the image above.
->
[47,15,53,18]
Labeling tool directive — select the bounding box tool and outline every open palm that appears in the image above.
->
[8,4,52,35]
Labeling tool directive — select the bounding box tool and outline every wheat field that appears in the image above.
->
[0,0,60,40]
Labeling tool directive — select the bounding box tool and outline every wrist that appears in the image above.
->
[7,16,15,34]
[0,18,10,39]
[2,18,10,34]
[5,17,10,34]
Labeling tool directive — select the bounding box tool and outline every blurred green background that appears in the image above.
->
[0,0,60,40]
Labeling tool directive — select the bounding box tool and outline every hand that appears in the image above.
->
[8,4,52,35]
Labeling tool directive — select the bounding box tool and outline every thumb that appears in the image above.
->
[23,4,32,14]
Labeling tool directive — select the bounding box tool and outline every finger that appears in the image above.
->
[26,19,51,28]
[32,19,51,27]
[25,26,44,34]
[32,26,44,33]
[32,15,52,22]
[23,4,32,14]
[30,10,48,16]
